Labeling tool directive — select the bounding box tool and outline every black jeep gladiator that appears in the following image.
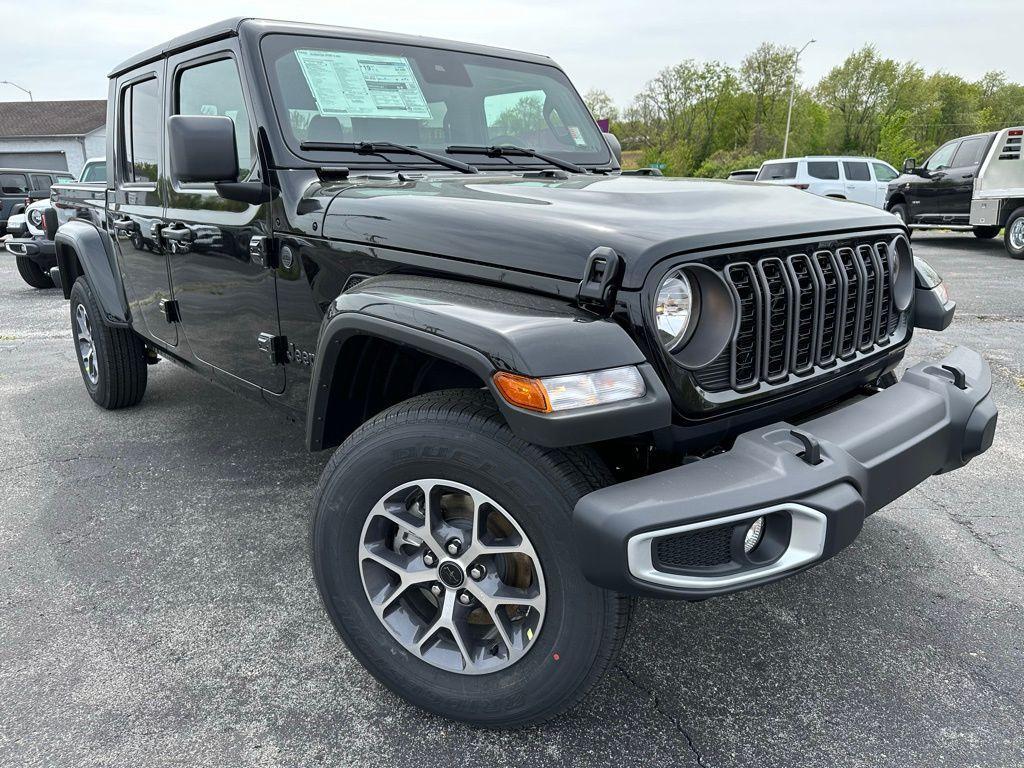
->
[52,18,997,727]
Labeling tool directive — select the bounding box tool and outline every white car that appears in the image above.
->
[755,156,899,208]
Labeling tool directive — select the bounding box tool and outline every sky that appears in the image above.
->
[0,0,1017,107]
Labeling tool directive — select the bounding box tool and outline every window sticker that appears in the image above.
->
[567,125,587,147]
[295,49,432,120]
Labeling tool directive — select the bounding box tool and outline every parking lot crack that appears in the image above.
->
[919,489,1024,579]
[615,664,709,768]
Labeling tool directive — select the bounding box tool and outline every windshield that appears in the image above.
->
[260,34,611,168]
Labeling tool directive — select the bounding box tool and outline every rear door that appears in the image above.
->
[162,43,282,393]
[945,135,991,217]
[110,69,177,346]
[841,160,875,205]
[805,160,842,197]
[0,172,28,226]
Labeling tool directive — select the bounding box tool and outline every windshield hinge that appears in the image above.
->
[249,236,278,269]
[576,246,623,314]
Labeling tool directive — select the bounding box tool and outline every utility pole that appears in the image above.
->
[1,80,33,101]
[782,39,815,159]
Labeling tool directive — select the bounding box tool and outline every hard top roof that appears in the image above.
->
[109,17,555,78]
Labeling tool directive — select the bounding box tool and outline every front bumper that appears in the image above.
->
[5,236,56,264]
[574,346,997,599]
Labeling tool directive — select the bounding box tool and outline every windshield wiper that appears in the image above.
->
[446,144,586,174]
[300,140,479,174]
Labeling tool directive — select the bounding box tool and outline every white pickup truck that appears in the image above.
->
[885,126,1024,259]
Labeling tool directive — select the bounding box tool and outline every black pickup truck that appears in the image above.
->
[52,18,997,727]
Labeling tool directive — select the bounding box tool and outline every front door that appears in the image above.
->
[111,70,177,347]
[871,162,898,208]
[162,45,283,393]
[913,139,960,220]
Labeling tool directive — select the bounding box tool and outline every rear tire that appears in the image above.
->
[69,277,148,409]
[1004,207,1024,260]
[973,226,1000,239]
[15,256,53,289]
[311,390,631,727]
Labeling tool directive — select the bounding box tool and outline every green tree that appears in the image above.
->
[583,89,619,123]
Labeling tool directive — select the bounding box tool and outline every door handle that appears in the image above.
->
[162,224,194,243]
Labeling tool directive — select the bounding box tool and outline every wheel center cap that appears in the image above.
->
[438,561,465,588]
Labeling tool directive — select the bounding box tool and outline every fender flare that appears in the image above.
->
[306,275,672,450]
[55,219,130,327]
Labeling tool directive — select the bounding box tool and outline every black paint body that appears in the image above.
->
[57,17,909,449]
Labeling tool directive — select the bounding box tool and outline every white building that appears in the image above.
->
[0,100,105,177]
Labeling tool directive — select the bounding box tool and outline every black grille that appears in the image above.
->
[654,526,733,569]
[705,238,902,393]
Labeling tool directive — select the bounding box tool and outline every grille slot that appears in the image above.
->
[724,263,762,390]
[654,526,733,570]
[758,258,792,383]
[693,237,903,394]
[857,244,880,350]
[785,254,819,374]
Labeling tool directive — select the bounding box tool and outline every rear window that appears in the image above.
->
[843,161,870,181]
[757,162,797,181]
[807,161,839,180]
[0,172,27,194]
[952,136,988,168]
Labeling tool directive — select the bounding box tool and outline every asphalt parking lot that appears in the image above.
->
[1,232,1021,768]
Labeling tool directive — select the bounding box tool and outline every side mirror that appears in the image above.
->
[603,132,622,165]
[168,115,239,184]
[902,157,917,175]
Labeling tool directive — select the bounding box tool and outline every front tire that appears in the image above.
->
[69,277,148,409]
[1004,207,1024,259]
[15,256,53,289]
[311,390,631,727]
[889,203,913,238]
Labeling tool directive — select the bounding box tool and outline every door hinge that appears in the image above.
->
[257,332,288,365]
[159,299,180,323]
[577,246,623,314]
[249,235,278,269]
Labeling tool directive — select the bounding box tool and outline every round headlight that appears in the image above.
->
[28,208,43,227]
[654,269,695,351]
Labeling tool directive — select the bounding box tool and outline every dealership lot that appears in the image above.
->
[0,233,1021,768]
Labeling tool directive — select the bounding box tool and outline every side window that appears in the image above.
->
[925,141,959,171]
[756,162,797,181]
[807,161,839,180]
[951,136,988,168]
[843,161,870,181]
[0,173,28,193]
[176,57,254,181]
[81,163,107,183]
[872,163,898,182]
[30,174,52,190]
[121,78,161,183]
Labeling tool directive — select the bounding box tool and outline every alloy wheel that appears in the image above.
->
[75,304,99,386]
[358,479,546,675]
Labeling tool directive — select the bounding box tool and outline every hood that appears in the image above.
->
[319,173,902,289]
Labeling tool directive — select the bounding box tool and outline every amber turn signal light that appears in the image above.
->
[492,372,551,413]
